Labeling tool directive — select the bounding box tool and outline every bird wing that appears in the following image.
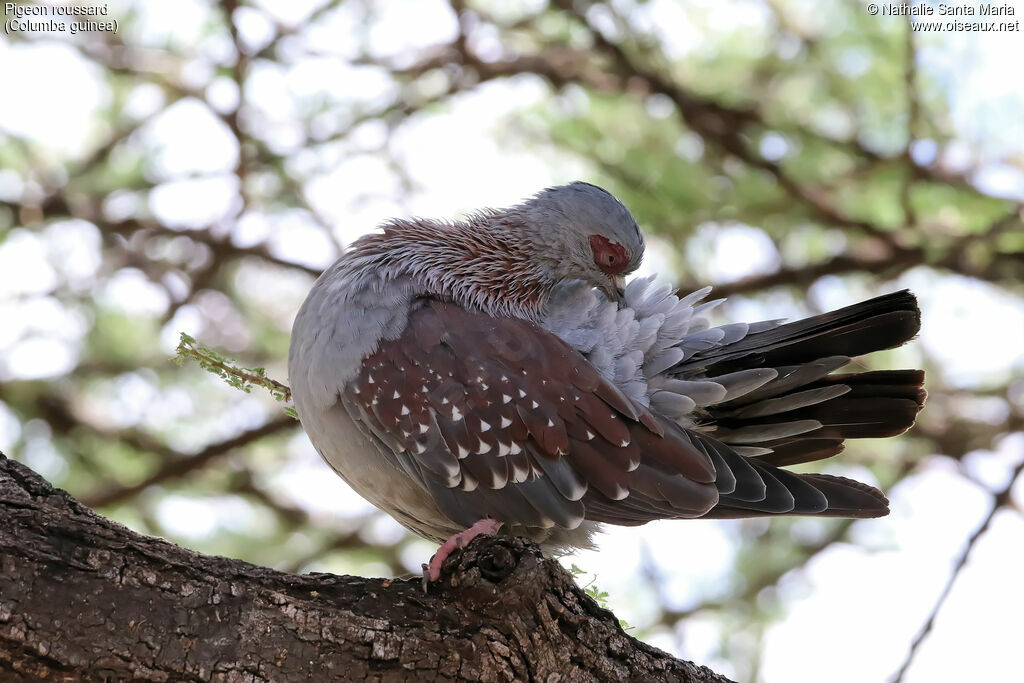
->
[339,298,891,532]
[339,298,727,530]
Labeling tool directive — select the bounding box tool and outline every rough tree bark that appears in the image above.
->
[0,452,733,682]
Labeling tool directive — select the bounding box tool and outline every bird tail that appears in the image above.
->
[686,290,925,519]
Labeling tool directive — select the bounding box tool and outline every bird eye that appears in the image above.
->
[589,235,629,275]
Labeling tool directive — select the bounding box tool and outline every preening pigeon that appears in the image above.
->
[288,182,925,581]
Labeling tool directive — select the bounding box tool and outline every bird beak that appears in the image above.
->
[600,275,626,307]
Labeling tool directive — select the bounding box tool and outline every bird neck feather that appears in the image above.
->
[346,214,553,320]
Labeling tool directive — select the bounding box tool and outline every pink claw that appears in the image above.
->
[422,518,504,587]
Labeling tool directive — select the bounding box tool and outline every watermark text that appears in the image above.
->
[3,2,118,35]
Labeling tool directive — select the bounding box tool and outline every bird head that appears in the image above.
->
[504,182,645,305]
[344,182,645,320]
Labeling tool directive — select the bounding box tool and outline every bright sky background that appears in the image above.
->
[2,1,1023,681]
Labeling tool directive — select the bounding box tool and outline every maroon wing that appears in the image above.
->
[340,299,887,532]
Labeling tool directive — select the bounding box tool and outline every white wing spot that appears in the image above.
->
[510,458,529,482]
[546,419,555,427]
[442,397,449,405]
[500,416,512,428]
[419,423,429,434]
[400,405,410,416]
[477,440,491,454]
[531,400,539,409]
[585,430,595,440]
[502,394,512,404]
[619,439,629,447]
[457,445,470,458]
[480,419,491,432]
[392,390,401,399]
[451,406,463,421]
[498,443,511,457]
[518,389,527,398]
[367,374,375,384]
[509,443,522,455]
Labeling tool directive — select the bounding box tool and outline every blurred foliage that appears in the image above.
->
[1,0,1023,681]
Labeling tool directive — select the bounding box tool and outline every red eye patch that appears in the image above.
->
[589,234,630,275]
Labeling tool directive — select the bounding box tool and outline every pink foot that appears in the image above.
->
[422,518,504,588]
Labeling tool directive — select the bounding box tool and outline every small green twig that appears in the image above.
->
[570,563,632,630]
[175,333,297,419]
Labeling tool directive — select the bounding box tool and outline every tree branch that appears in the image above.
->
[80,414,296,509]
[0,452,732,682]
[890,456,1024,683]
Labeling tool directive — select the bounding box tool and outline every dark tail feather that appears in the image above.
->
[800,474,890,517]
[703,473,889,519]
[695,289,921,375]
[755,439,845,468]
[708,368,925,466]
[691,291,924,471]
[715,370,924,438]
[685,291,922,519]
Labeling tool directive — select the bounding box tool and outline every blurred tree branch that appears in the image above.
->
[80,413,295,509]
[891,455,1024,683]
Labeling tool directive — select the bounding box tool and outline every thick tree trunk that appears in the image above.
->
[0,452,732,682]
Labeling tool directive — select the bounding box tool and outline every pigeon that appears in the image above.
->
[288,182,925,582]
